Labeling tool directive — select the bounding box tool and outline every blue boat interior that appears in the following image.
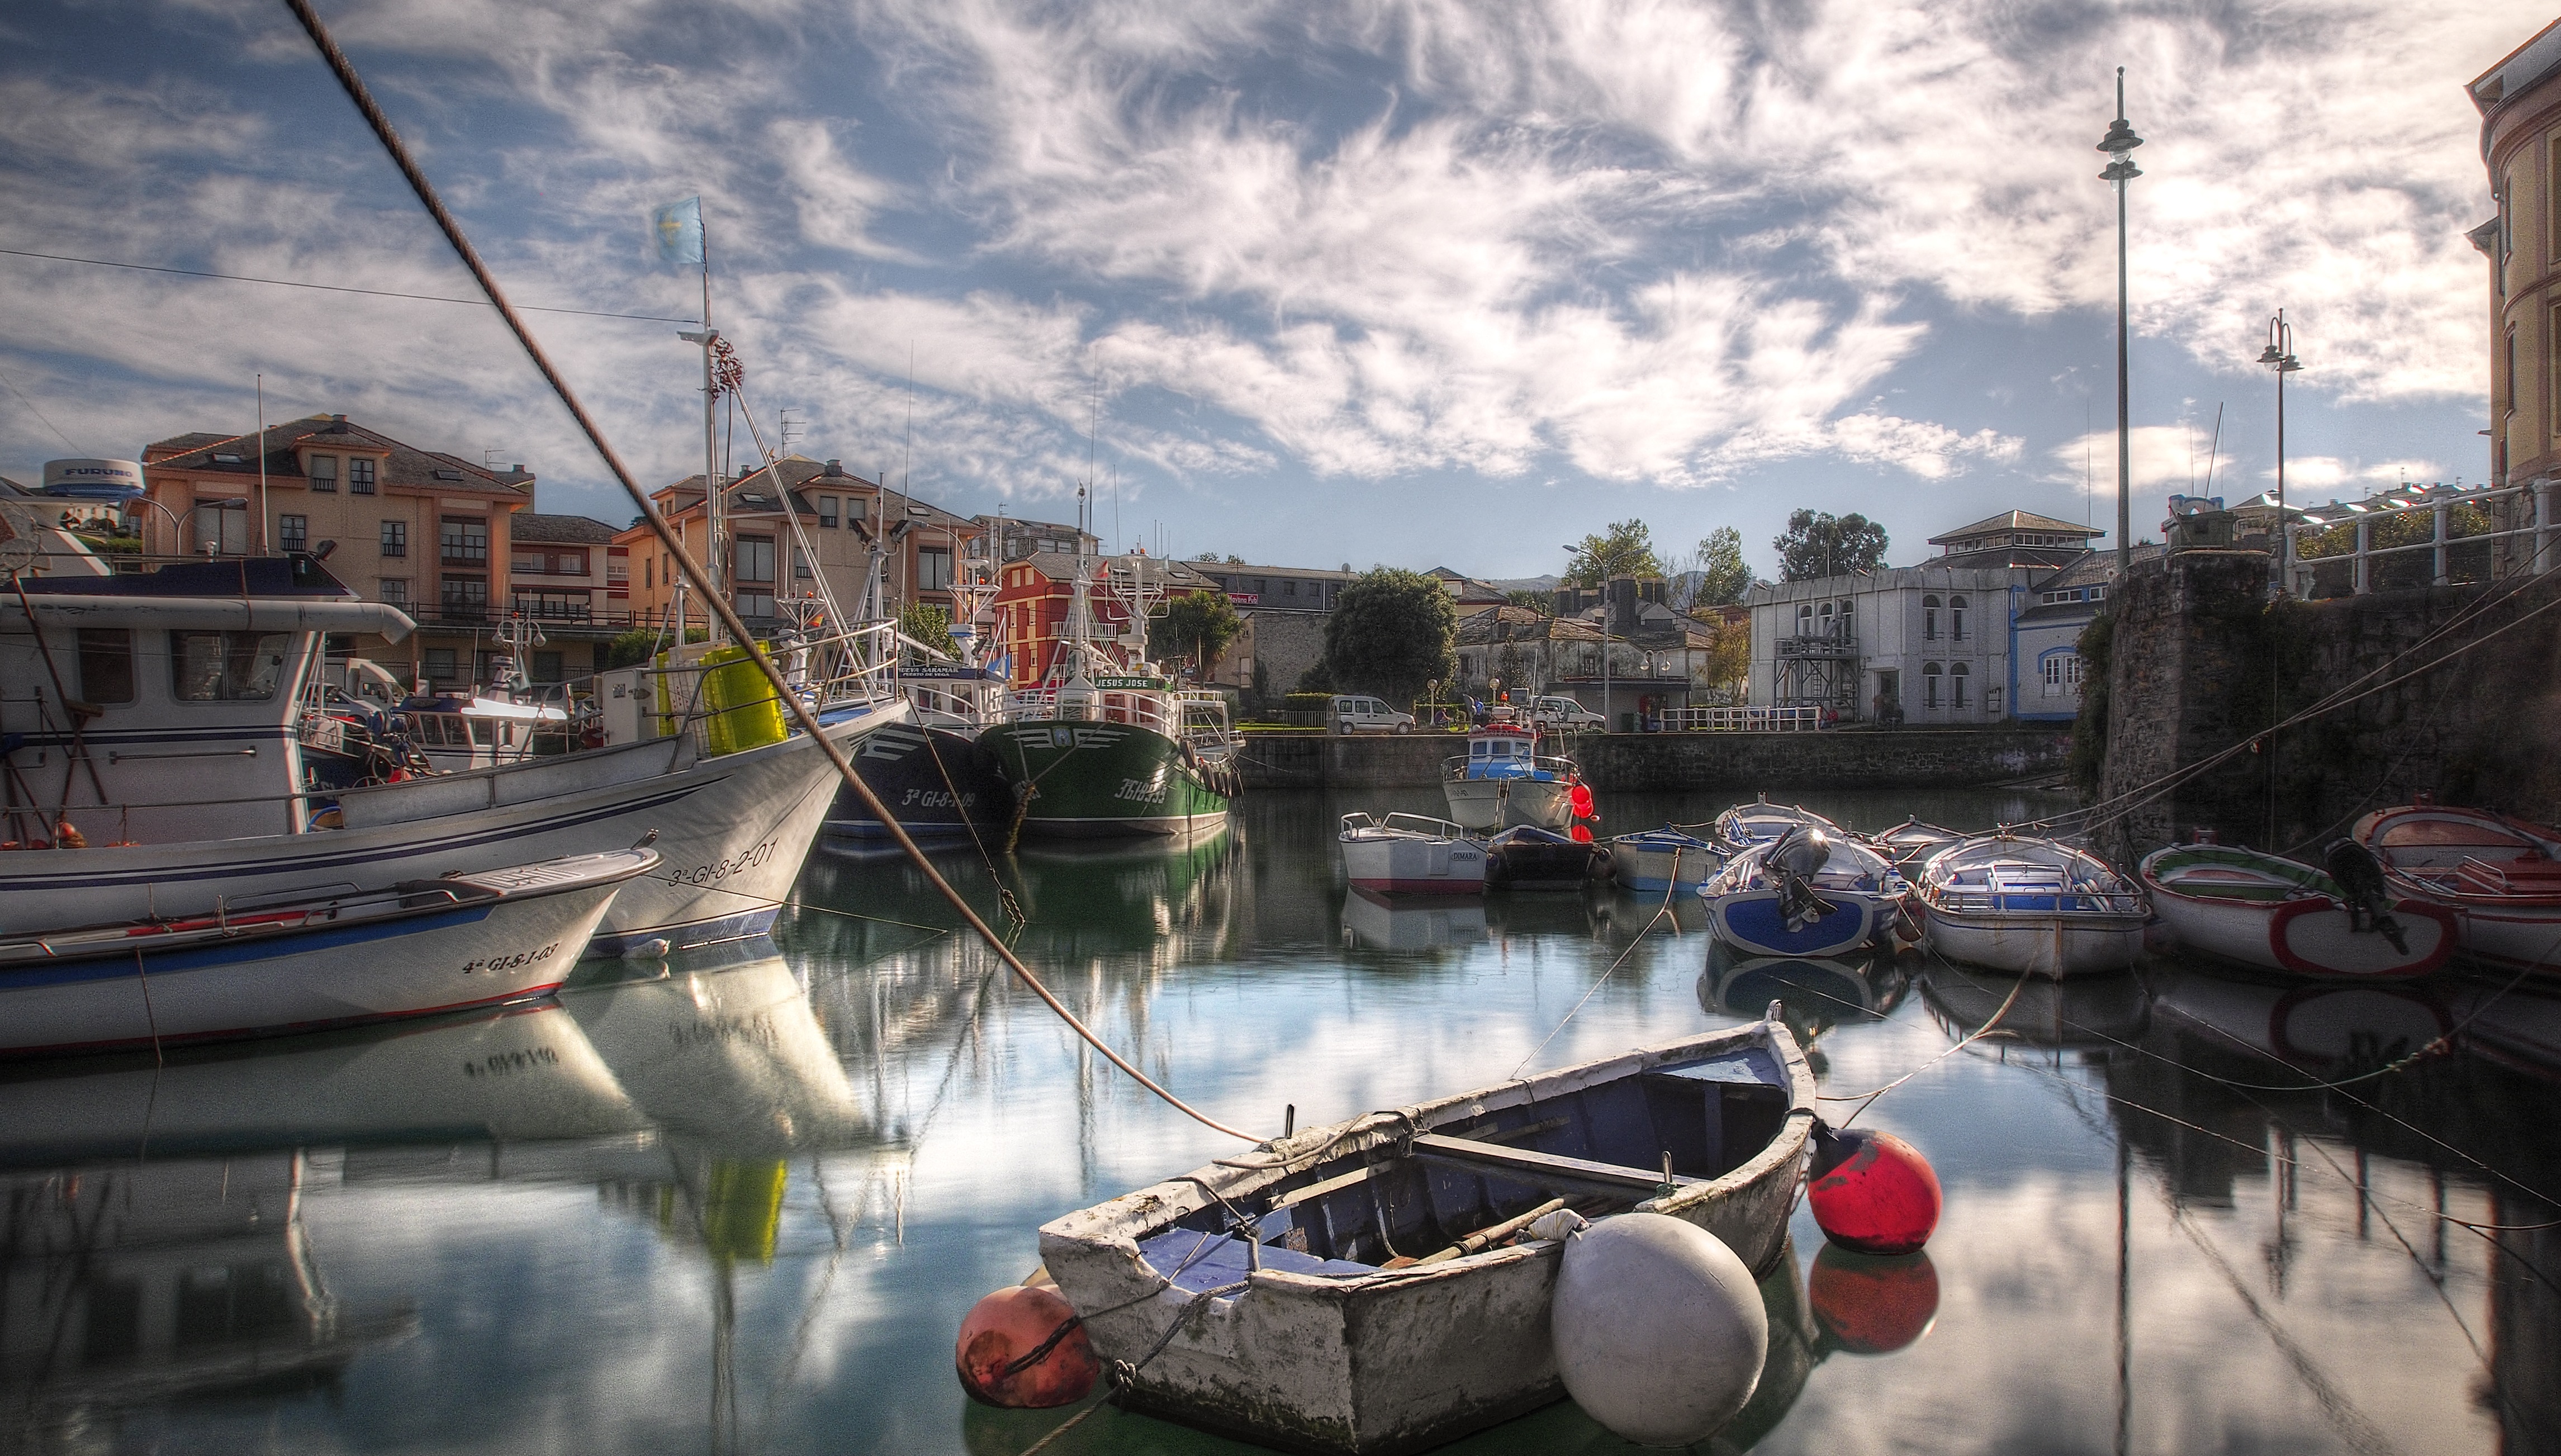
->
[1141,1047,1792,1273]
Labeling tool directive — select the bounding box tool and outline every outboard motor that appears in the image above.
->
[2324,838,2408,954]
[1768,824,1839,932]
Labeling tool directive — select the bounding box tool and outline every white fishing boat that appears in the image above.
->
[1915,835,2146,979]
[1606,826,1723,895]
[0,846,653,1056]
[2354,801,2561,973]
[1338,812,1487,895]
[2139,836,2456,979]
[1441,718,1586,833]
[1697,824,1910,960]
[0,558,907,955]
[1038,1008,1816,1455]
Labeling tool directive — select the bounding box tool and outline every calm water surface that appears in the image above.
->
[4,786,2554,1454]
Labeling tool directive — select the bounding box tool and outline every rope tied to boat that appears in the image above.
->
[282,0,1264,1146]
[1508,848,1685,1080]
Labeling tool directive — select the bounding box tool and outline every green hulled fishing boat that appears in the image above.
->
[984,558,1241,840]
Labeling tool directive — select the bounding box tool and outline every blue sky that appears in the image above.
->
[0,0,2532,580]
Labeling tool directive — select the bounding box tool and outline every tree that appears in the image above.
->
[1151,589,1243,676]
[1504,589,1556,616]
[1700,616,1751,701]
[1673,527,1754,609]
[897,601,955,660]
[1773,510,1889,582]
[1562,519,1663,586]
[1320,567,1457,706]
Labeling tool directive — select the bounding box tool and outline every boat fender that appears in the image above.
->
[955,1284,1098,1408]
[1808,1244,1941,1355]
[1807,1122,1941,1255]
[1569,783,1595,818]
[1550,1212,1767,1447]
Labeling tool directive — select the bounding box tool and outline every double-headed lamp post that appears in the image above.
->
[2097,68,2144,580]
[2258,312,2303,591]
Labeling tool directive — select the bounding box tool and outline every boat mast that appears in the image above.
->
[679,215,725,646]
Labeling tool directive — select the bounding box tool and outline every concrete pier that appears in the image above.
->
[1235,728,2073,792]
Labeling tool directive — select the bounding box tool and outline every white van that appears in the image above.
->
[1331,695,1416,734]
[1529,696,1607,731]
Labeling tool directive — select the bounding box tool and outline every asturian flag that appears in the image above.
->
[652,196,704,265]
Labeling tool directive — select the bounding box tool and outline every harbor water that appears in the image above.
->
[3,786,2551,1454]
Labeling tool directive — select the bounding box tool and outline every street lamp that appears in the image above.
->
[2097,67,2143,580]
[130,495,249,556]
[2257,311,2303,590]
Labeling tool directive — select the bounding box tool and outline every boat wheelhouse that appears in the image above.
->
[0,554,907,954]
[1440,720,1582,833]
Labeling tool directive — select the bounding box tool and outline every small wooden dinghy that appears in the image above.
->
[1339,812,1487,896]
[1606,826,1723,894]
[1915,835,2145,980]
[1485,824,1609,889]
[2140,837,2455,979]
[1038,1009,1815,1455]
[2355,803,2561,973]
[1699,825,1910,960]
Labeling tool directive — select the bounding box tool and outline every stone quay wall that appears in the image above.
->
[2093,549,2561,861]
[1235,727,2073,792]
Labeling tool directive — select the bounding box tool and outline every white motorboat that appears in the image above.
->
[1338,812,1487,895]
[2139,836,2456,979]
[0,847,654,1056]
[1441,719,1585,833]
[2354,801,2561,973]
[0,558,907,955]
[1915,835,2146,979]
[1605,826,1722,894]
[1697,823,1911,960]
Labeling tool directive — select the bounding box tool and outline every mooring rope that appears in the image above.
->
[285,0,1263,1145]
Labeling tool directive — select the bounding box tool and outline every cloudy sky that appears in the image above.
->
[0,0,2536,580]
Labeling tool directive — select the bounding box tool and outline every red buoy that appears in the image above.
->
[1568,783,1595,817]
[955,1283,1098,1408]
[1569,823,1595,844]
[1808,1245,1941,1354]
[1806,1123,1941,1255]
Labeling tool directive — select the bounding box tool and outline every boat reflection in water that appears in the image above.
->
[2146,969,2448,1079]
[0,1003,646,1444]
[1920,960,2154,1054]
[1338,886,1489,952]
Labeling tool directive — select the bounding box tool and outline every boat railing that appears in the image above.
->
[7,878,492,960]
[1002,684,1189,738]
[1664,706,1825,733]
[1342,810,1476,841]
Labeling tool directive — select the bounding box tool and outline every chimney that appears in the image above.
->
[823,458,845,477]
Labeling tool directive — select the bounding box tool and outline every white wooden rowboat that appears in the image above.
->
[1916,835,2145,980]
[2354,803,2561,973]
[1038,1009,1815,1455]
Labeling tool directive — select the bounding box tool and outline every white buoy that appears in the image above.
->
[1550,1213,1767,1447]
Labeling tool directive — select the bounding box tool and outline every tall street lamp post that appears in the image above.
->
[2098,68,2144,580]
[1565,543,1610,732]
[2258,312,2303,592]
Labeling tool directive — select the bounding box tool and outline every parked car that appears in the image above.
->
[1330,695,1417,734]
[1529,696,1608,731]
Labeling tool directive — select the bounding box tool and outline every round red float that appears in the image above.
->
[1568,784,1595,817]
[1808,1245,1941,1354]
[1806,1124,1941,1255]
[955,1283,1098,1408]
[1569,823,1595,844]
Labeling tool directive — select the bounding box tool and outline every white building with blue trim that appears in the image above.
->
[1746,510,2136,724]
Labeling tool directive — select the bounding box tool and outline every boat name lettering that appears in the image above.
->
[460,942,561,977]
[461,1045,559,1078]
[667,1014,779,1050]
[1114,776,1169,805]
[898,787,978,810]
[666,836,781,886]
